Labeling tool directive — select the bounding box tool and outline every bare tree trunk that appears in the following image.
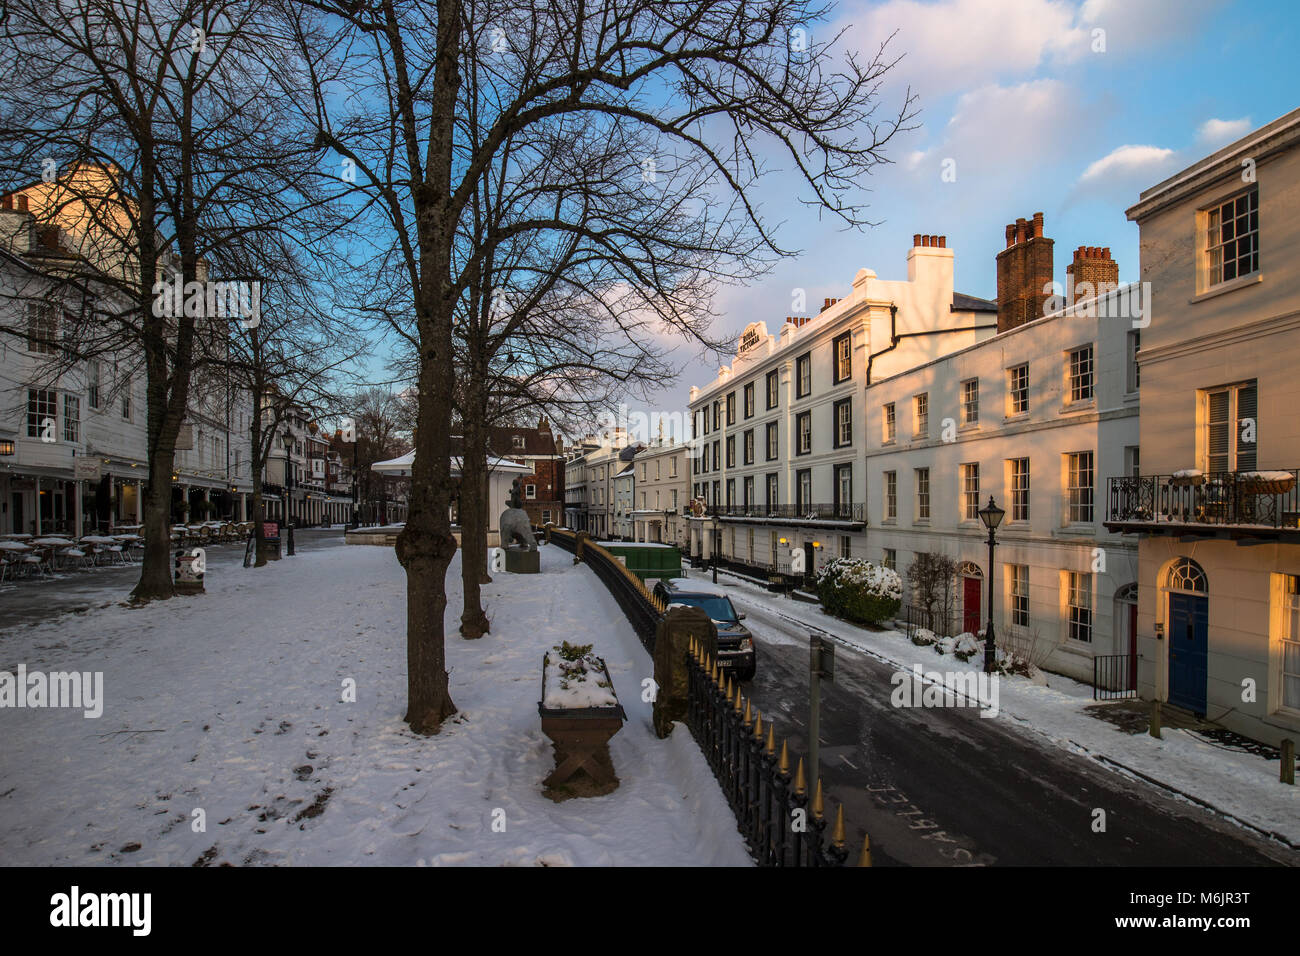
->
[459,397,490,638]
[397,344,458,730]
[134,451,176,600]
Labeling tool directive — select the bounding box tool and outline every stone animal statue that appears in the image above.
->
[499,505,538,551]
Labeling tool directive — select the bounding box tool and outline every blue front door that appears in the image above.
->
[1168,593,1208,715]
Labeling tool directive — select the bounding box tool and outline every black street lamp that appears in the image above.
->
[978,495,1005,674]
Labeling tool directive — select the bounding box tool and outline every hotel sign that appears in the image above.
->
[74,457,102,481]
[738,322,766,354]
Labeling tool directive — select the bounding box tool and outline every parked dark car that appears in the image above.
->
[653,578,756,680]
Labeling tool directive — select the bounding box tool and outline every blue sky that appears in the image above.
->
[630,0,1300,423]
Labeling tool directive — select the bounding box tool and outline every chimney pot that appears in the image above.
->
[913,233,922,247]
[921,235,930,247]
[1102,247,1110,259]
[1005,224,1016,248]
[938,236,946,248]
[1032,212,1044,238]
[1015,218,1028,243]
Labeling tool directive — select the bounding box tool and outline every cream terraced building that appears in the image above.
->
[1109,108,1300,745]
[864,285,1141,683]
[628,439,689,547]
[685,235,998,574]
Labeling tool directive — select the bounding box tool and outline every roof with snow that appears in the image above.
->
[371,451,532,477]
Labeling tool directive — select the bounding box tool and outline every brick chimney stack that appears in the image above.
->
[1066,246,1119,306]
[995,211,1054,333]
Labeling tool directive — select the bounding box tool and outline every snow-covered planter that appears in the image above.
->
[1170,469,1205,487]
[814,557,902,626]
[542,642,618,710]
[1237,471,1296,495]
[538,643,626,800]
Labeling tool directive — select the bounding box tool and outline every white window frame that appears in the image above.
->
[961,378,979,425]
[1067,346,1094,404]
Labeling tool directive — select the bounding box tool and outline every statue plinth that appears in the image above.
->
[505,548,540,574]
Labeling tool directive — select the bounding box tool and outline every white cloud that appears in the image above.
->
[1078,0,1226,45]
[840,0,1229,101]
[1078,144,1175,183]
[907,79,1076,181]
[849,0,1086,98]
[1197,117,1252,146]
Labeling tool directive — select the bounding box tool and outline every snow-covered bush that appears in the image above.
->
[951,632,982,662]
[814,557,902,626]
[911,627,937,647]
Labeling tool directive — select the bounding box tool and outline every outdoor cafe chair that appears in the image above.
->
[0,550,24,582]
[22,549,52,577]
[60,546,92,570]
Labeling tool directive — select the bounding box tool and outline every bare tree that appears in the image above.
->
[0,0,325,599]
[285,0,914,734]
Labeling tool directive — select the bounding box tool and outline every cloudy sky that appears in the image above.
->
[628,0,1300,427]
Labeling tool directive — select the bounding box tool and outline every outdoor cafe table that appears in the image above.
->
[0,540,32,551]
[79,536,118,545]
[31,537,73,546]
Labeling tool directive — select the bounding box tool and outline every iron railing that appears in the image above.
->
[543,524,861,866]
[1093,654,1138,700]
[704,503,866,523]
[898,603,957,642]
[1107,470,1300,529]
[687,641,851,866]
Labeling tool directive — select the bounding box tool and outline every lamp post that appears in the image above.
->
[711,513,721,584]
[978,495,1005,674]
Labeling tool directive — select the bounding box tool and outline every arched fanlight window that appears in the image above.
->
[956,560,983,578]
[1167,558,1208,593]
[1115,582,1139,603]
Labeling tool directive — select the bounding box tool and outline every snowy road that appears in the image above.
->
[706,572,1299,866]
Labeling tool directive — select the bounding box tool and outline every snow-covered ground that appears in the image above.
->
[0,543,752,866]
[709,569,1300,847]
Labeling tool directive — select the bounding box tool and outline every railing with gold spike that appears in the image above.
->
[542,525,868,866]
[685,635,865,867]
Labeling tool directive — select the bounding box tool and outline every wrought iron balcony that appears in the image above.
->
[701,502,865,524]
[1106,470,1300,533]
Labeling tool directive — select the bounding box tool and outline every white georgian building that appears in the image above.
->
[864,283,1141,682]
[685,235,998,574]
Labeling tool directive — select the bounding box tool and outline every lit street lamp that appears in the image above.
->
[978,495,1005,674]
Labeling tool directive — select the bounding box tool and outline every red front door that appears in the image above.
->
[963,576,982,635]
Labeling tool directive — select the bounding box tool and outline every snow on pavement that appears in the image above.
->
[708,569,1300,848]
[0,543,752,866]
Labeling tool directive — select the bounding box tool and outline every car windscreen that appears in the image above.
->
[672,594,737,622]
